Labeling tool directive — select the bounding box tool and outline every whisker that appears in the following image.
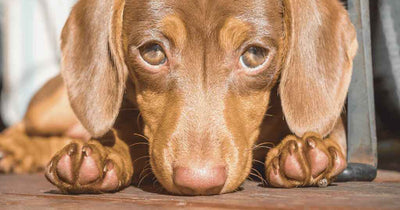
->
[252,141,275,151]
[133,133,149,141]
[141,161,151,170]
[251,168,267,185]
[247,176,255,182]
[249,172,266,186]
[253,145,272,150]
[246,143,269,152]
[249,172,264,183]
[142,159,150,166]
[138,171,153,188]
[136,112,142,130]
[138,161,151,177]
[253,159,266,166]
[152,178,160,189]
[254,142,275,148]
[133,155,150,165]
[120,108,139,111]
[129,142,149,148]
[138,166,152,181]
[252,168,264,177]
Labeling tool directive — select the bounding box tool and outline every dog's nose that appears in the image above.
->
[173,166,227,195]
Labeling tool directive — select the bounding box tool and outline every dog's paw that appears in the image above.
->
[265,133,346,188]
[0,133,42,173]
[45,140,132,193]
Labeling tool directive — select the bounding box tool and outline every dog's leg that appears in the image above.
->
[45,130,133,193]
[0,124,71,173]
[264,120,347,188]
[0,75,88,173]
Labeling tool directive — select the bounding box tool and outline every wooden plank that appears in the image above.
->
[1,173,400,209]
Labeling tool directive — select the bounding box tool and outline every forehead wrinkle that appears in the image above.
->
[219,18,251,51]
[159,15,187,49]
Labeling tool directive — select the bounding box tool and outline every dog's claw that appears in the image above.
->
[103,160,114,173]
[329,147,338,160]
[306,138,316,149]
[67,144,77,156]
[82,146,91,157]
[272,158,279,170]
[288,141,297,155]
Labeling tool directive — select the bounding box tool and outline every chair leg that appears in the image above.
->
[338,0,378,182]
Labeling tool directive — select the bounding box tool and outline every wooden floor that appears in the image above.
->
[1,170,400,209]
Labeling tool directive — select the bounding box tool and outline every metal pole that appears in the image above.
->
[337,0,378,182]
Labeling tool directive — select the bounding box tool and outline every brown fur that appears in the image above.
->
[0,0,357,195]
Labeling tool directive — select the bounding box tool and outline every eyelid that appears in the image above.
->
[237,37,277,53]
[138,39,168,51]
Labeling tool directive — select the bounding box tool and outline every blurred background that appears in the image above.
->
[0,0,399,170]
[0,0,75,127]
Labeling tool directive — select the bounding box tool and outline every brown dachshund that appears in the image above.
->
[0,0,357,195]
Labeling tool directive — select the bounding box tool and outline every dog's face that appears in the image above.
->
[123,0,283,194]
[61,0,357,195]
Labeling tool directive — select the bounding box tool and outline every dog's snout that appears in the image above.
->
[173,165,227,195]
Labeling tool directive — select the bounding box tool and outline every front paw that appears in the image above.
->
[45,140,132,193]
[265,133,346,188]
[0,133,41,173]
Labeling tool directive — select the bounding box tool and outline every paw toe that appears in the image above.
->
[267,158,285,187]
[78,146,101,185]
[305,137,329,178]
[328,147,347,177]
[100,160,120,191]
[56,153,74,184]
[282,141,306,181]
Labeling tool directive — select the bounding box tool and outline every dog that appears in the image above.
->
[0,0,357,195]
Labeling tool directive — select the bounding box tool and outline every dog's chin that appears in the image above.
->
[220,151,253,195]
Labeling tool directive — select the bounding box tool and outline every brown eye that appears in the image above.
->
[240,46,269,69]
[139,43,167,66]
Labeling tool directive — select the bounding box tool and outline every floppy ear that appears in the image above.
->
[279,0,358,137]
[61,0,127,137]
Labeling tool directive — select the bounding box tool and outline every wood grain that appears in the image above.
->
[1,171,400,209]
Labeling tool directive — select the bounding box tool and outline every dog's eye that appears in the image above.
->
[139,43,167,66]
[240,46,269,69]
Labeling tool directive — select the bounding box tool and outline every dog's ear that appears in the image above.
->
[61,0,127,137]
[279,0,358,137]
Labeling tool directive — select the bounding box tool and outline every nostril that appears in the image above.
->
[173,166,227,195]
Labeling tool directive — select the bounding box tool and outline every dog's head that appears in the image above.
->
[61,0,357,195]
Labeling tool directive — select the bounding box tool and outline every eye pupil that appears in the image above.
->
[240,46,269,69]
[140,43,167,65]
